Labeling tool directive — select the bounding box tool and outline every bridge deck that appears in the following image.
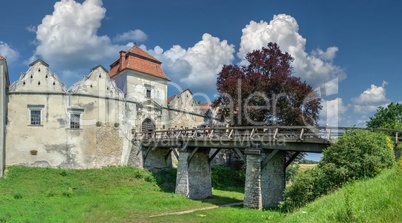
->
[135,126,402,153]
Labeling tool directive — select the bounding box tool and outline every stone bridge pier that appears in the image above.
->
[175,147,212,199]
[141,145,173,171]
[244,148,286,209]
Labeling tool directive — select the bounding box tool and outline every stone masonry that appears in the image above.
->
[175,147,212,199]
[244,149,285,209]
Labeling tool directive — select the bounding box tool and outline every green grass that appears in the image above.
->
[0,166,212,222]
[283,167,402,223]
[0,165,401,222]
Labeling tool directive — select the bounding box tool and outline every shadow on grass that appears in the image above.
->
[200,194,243,206]
[152,169,177,193]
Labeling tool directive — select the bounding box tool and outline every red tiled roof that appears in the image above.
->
[109,46,170,81]
[0,55,5,60]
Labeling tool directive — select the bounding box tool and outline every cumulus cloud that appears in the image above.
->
[238,14,346,92]
[150,33,235,95]
[0,41,20,65]
[352,81,390,113]
[113,29,147,43]
[33,0,124,74]
[320,98,348,126]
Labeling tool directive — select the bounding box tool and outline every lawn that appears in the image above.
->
[0,165,400,222]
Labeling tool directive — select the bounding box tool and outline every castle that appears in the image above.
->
[0,46,218,176]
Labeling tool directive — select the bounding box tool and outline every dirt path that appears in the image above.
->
[148,202,244,218]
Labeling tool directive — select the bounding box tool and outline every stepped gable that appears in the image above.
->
[109,46,170,81]
[9,59,67,92]
[69,65,123,98]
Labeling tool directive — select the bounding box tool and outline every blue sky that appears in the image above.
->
[1,0,402,129]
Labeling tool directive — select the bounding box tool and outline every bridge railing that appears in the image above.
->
[133,126,402,145]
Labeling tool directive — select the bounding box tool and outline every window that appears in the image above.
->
[28,105,44,126]
[144,84,153,99]
[70,113,81,129]
[146,89,151,98]
[30,110,41,125]
[68,109,84,129]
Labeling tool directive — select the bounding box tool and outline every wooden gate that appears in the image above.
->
[142,118,155,137]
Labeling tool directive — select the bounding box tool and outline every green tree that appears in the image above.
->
[366,102,402,129]
[282,129,395,211]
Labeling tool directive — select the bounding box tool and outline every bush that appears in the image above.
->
[285,164,299,182]
[320,129,394,179]
[282,129,395,211]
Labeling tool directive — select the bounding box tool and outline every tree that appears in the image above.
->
[213,42,321,126]
[366,102,402,129]
[282,129,395,211]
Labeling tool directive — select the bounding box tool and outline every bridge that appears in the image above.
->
[133,126,402,209]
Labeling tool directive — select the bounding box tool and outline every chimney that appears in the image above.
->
[119,51,126,72]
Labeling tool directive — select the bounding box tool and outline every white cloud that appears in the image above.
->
[113,29,148,43]
[26,25,37,33]
[0,41,19,65]
[238,14,346,89]
[320,98,348,126]
[150,33,235,95]
[33,0,123,72]
[352,81,390,113]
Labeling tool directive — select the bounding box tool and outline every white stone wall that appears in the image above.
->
[5,62,134,169]
[168,89,205,129]
[3,60,212,170]
[123,70,168,107]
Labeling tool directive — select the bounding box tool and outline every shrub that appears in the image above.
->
[285,163,299,182]
[282,129,395,211]
[320,129,394,179]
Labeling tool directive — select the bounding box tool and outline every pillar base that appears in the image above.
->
[175,147,212,199]
[244,149,285,209]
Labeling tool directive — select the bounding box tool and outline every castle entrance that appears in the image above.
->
[142,118,155,138]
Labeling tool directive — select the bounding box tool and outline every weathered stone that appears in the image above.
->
[176,147,212,199]
[244,150,285,209]
[143,147,172,171]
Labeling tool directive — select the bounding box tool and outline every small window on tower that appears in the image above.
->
[146,89,151,98]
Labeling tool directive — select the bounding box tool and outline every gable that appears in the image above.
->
[9,59,67,93]
[70,65,123,98]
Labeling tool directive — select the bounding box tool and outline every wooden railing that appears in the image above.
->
[134,126,402,145]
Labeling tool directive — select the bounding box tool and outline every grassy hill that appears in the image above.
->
[283,166,402,223]
[0,165,400,222]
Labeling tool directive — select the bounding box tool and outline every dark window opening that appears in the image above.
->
[30,110,41,125]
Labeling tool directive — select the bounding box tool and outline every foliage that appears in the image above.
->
[366,102,402,129]
[320,129,394,179]
[281,129,395,211]
[213,42,321,126]
[285,164,300,182]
